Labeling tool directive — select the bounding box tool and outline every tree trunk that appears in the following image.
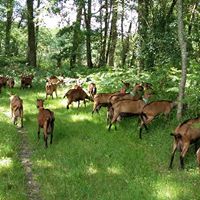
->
[108,0,118,67]
[70,2,83,69]
[121,0,124,43]
[84,0,93,68]
[137,0,149,69]
[98,0,109,67]
[35,0,41,50]
[5,0,14,56]
[188,2,198,35]
[176,0,188,120]
[27,0,37,67]
[121,22,132,66]
[99,0,109,67]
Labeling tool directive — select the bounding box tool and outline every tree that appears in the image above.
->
[84,0,93,68]
[108,0,118,67]
[27,0,37,67]
[121,22,132,66]
[70,1,83,69]
[5,0,14,56]
[98,0,109,67]
[176,0,188,120]
[35,0,41,49]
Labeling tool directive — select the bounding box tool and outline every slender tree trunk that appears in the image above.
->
[84,0,93,68]
[98,0,108,67]
[108,0,118,67]
[35,0,41,50]
[105,1,113,64]
[70,2,83,69]
[27,0,37,67]
[188,2,198,35]
[5,0,14,56]
[176,0,188,120]
[121,0,124,43]
[121,22,132,66]
[165,0,177,24]
[137,0,149,69]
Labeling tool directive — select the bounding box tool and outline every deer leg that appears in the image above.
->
[139,120,146,139]
[55,90,58,98]
[44,121,48,148]
[11,108,13,118]
[169,143,177,169]
[194,142,198,153]
[92,103,98,115]
[37,126,40,142]
[144,116,154,131]
[180,143,190,169]
[50,133,53,144]
[77,101,80,108]
[50,121,54,145]
[84,99,86,107]
[67,100,72,109]
[108,114,118,131]
[13,116,17,125]
[20,110,23,128]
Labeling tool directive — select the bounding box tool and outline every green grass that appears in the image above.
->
[0,70,200,200]
[0,109,27,200]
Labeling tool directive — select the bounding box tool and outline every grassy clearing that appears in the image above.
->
[0,69,200,200]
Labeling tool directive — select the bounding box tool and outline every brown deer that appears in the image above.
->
[88,83,97,99]
[63,88,91,109]
[169,117,200,169]
[36,99,55,148]
[140,100,177,138]
[108,99,145,131]
[10,95,23,128]
[21,74,34,89]
[7,78,15,88]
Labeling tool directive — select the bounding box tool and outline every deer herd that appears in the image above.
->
[0,74,200,169]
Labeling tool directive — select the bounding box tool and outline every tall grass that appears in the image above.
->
[0,66,200,200]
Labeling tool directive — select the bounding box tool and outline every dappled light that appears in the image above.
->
[107,166,123,175]
[86,163,98,175]
[35,159,54,169]
[0,157,13,170]
[70,113,93,122]
[2,110,10,118]
[154,179,179,200]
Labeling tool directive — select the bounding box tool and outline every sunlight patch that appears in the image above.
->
[86,163,98,175]
[107,166,122,175]
[36,159,53,168]
[154,180,179,199]
[71,114,92,122]
[0,157,13,169]
[60,99,67,108]
[3,111,11,118]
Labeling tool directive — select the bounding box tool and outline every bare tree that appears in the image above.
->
[176,0,188,120]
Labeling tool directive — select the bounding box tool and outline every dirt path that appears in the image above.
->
[1,108,42,200]
[18,128,42,200]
